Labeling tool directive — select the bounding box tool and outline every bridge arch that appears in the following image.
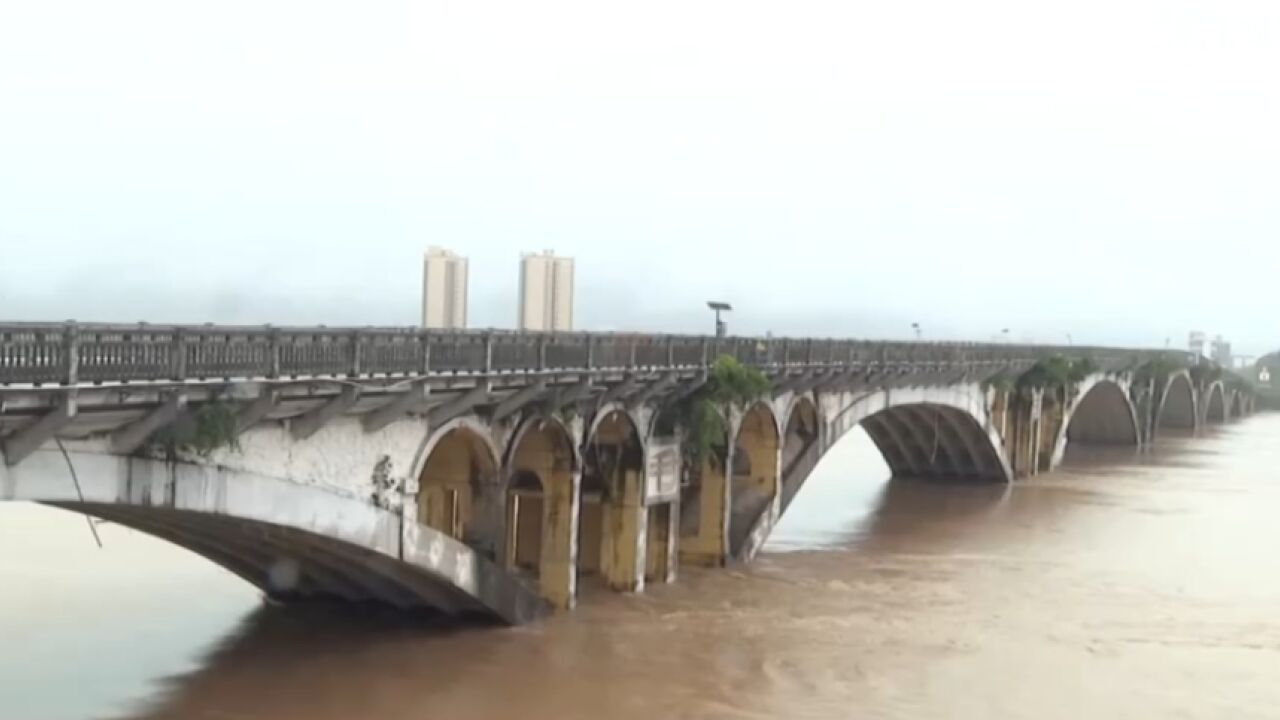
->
[503,415,578,608]
[781,394,821,506]
[1056,376,1141,450]
[728,402,781,556]
[581,406,647,589]
[1203,381,1227,424]
[415,418,503,558]
[1228,390,1244,420]
[811,385,1014,485]
[588,402,648,450]
[861,402,1006,481]
[1155,371,1197,433]
[1,450,546,623]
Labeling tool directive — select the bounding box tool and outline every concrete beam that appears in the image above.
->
[427,385,490,427]
[290,386,360,440]
[235,389,280,435]
[598,374,644,406]
[771,371,815,398]
[816,370,861,393]
[491,380,547,422]
[794,370,838,395]
[546,379,594,413]
[362,383,430,433]
[2,393,76,466]
[661,371,709,406]
[627,373,679,410]
[110,392,187,454]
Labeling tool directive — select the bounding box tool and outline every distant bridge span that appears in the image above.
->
[0,323,1256,621]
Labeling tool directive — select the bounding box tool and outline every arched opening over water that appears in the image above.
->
[504,417,576,603]
[581,408,645,589]
[1229,391,1244,420]
[1064,380,1140,446]
[728,402,780,556]
[417,423,502,558]
[780,396,820,510]
[1157,372,1197,434]
[766,425,894,551]
[860,403,1008,482]
[1204,382,1227,425]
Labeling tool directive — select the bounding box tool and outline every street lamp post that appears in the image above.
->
[707,301,732,338]
[911,322,921,340]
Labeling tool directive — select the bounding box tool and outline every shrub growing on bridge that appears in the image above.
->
[1016,355,1097,393]
[675,355,770,469]
[147,400,241,460]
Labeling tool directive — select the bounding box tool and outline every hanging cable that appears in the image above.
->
[55,437,103,549]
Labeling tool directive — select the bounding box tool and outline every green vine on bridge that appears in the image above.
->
[672,355,770,470]
[984,355,1097,400]
[148,400,242,460]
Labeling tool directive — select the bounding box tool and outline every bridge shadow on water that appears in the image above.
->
[767,474,1015,557]
[111,602,505,720]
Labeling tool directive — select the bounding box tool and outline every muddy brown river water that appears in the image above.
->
[3,415,1279,719]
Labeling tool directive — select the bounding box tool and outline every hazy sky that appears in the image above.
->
[1,1,1276,355]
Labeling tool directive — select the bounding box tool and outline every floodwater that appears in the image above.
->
[3,415,1280,720]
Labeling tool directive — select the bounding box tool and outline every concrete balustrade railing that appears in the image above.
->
[0,321,1186,387]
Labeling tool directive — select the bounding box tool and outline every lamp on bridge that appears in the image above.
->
[707,301,732,338]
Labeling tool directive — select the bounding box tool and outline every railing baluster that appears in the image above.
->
[62,322,78,386]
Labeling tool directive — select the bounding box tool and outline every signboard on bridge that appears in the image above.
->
[645,438,681,504]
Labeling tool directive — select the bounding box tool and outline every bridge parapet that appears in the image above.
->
[1,321,1186,388]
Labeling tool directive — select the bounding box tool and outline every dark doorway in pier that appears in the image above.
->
[507,471,544,575]
[581,410,645,589]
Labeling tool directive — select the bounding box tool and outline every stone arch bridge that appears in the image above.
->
[0,323,1256,622]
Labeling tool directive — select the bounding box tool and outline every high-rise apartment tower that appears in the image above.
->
[421,246,468,329]
[518,250,574,331]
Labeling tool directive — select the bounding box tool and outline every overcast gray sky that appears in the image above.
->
[1,1,1276,355]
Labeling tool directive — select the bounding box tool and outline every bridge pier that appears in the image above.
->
[679,456,730,567]
[599,466,646,591]
[1005,387,1045,478]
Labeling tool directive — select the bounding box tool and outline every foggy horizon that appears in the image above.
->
[3,1,1277,357]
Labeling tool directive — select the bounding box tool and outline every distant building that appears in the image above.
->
[1253,352,1280,409]
[1189,331,1206,357]
[421,247,468,329]
[518,251,574,331]
[1210,335,1232,366]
